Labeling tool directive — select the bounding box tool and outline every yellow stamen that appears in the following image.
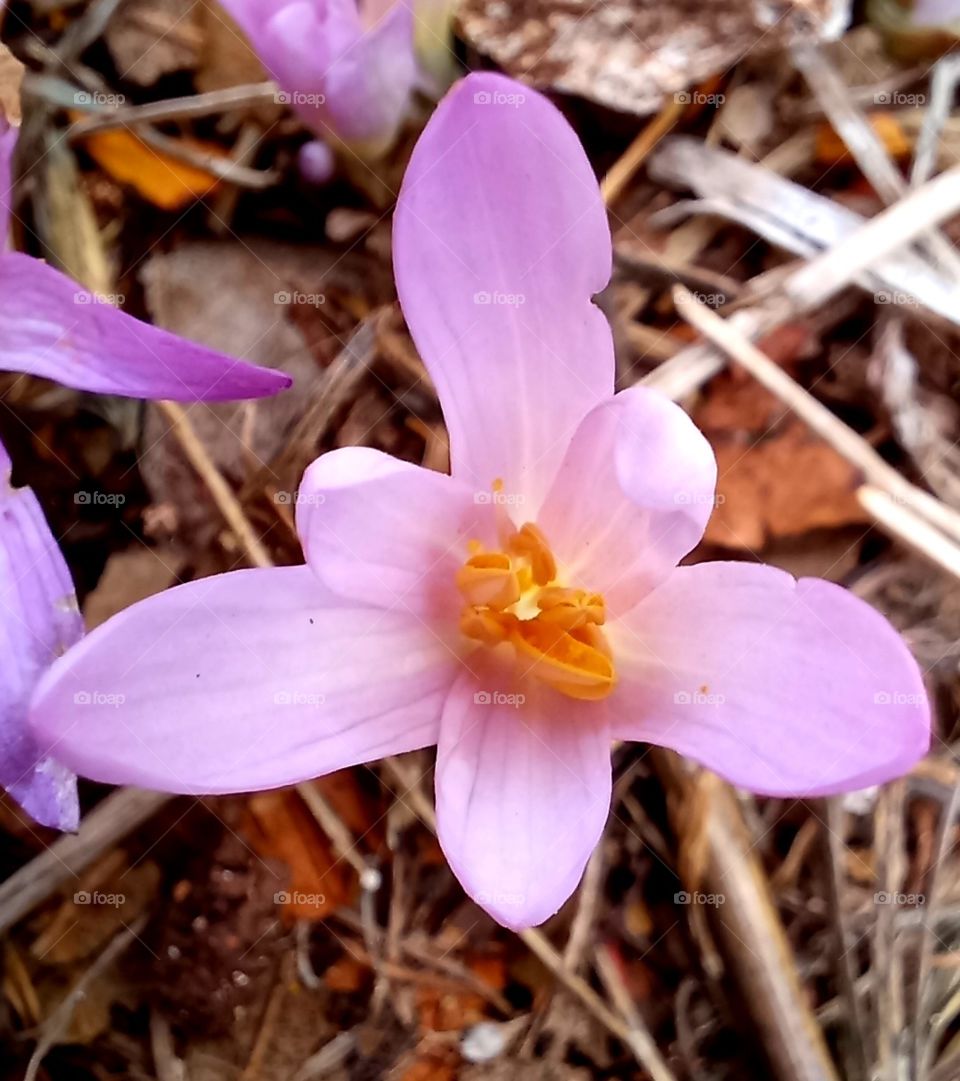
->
[455,513,615,702]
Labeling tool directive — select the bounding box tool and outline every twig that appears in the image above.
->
[858,486,960,579]
[379,755,674,1076]
[155,401,273,569]
[25,916,147,1081]
[654,750,841,1081]
[0,787,169,934]
[67,81,280,136]
[672,286,960,564]
[601,99,684,204]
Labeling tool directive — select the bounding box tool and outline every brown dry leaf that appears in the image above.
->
[324,954,369,992]
[104,0,202,85]
[83,544,183,629]
[31,856,161,964]
[705,419,869,550]
[415,983,487,1033]
[458,0,848,115]
[80,128,223,210]
[0,42,23,123]
[244,790,350,921]
[196,0,276,98]
[138,239,333,551]
[398,1051,458,1081]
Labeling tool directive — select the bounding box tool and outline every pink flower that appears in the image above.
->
[219,0,447,160]
[0,119,289,401]
[0,438,82,830]
[29,74,930,928]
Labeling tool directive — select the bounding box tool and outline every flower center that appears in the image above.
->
[456,515,615,702]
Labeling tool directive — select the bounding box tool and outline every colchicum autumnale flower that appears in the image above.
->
[0,116,290,829]
[218,0,455,170]
[29,74,930,928]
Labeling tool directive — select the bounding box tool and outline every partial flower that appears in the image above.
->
[0,117,290,402]
[911,0,960,25]
[0,437,82,830]
[30,73,930,927]
[218,0,453,162]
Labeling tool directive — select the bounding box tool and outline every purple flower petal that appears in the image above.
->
[912,0,960,25]
[0,440,81,830]
[297,446,495,617]
[538,386,717,614]
[436,658,612,929]
[223,0,416,152]
[0,253,291,401]
[30,566,458,793]
[611,562,930,796]
[394,72,615,509]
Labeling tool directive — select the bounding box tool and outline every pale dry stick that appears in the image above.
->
[858,486,960,579]
[296,783,367,877]
[155,401,273,569]
[25,916,148,1081]
[911,55,960,189]
[792,44,960,283]
[673,286,960,559]
[601,98,685,205]
[873,781,908,1081]
[379,755,678,1080]
[137,126,279,189]
[0,787,169,934]
[594,940,675,1081]
[68,81,279,137]
[917,781,960,1081]
[644,162,960,404]
[823,798,870,1081]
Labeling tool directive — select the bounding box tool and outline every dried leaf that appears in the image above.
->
[458,0,849,115]
[816,112,911,165]
[245,790,350,921]
[104,0,201,85]
[80,129,222,210]
[704,419,869,549]
[83,545,183,629]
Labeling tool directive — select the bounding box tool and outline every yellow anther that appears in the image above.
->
[509,523,556,586]
[460,605,515,646]
[455,552,520,609]
[510,620,615,701]
[536,587,606,630]
[454,514,616,702]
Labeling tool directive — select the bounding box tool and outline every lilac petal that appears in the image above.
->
[611,562,930,796]
[0,442,82,830]
[0,118,17,243]
[538,386,717,615]
[394,72,615,510]
[296,446,495,617]
[30,566,458,793]
[912,0,960,25]
[0,253,291,401]
[435,659,612,929]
